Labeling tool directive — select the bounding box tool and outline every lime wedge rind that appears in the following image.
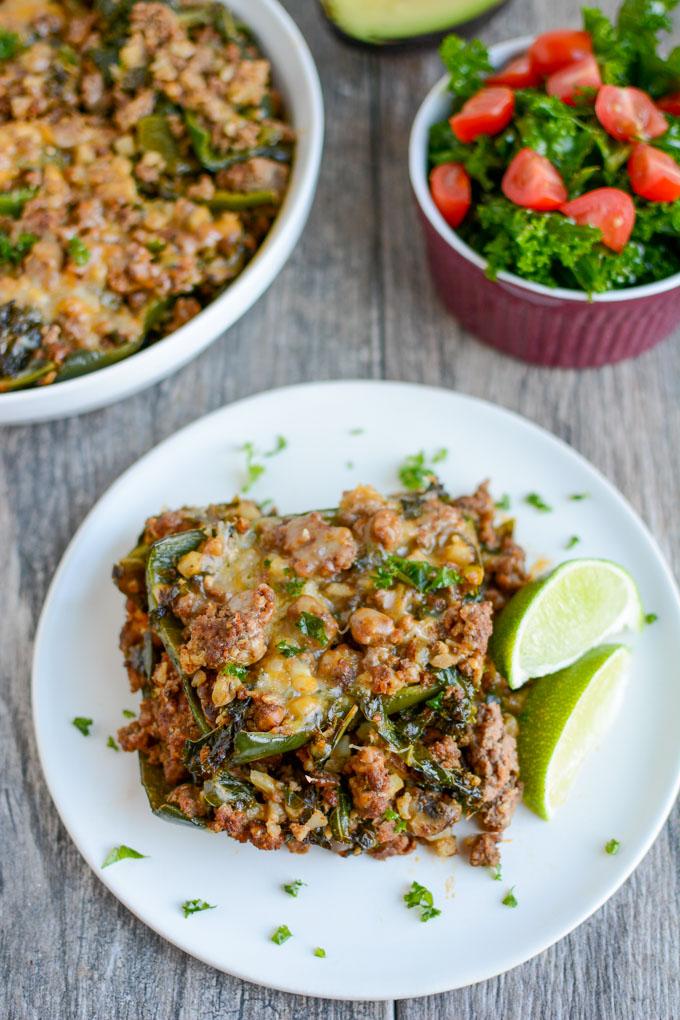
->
[518,644,631,820]
[490,558,643,690]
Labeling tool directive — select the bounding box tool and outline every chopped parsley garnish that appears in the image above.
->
[565,535,581,549]
[145,238,166,255]
[282,569,305,597]
[297,612,328,645]
[502,887,518,908]
[240,441,265,492]
[271,924,293,945]
[404,881,441,922]
[222,662,248,679]
[495,494,511,511]
[107,736,119,751]
[282,879,305,897]
[277,640,303,658]
[346,460,354,469]
[605,838,621,855]
[122,709,136,719]
[644,612,658,625]
[101,845,146,868]
[384,808,407,833]
[374,555,460,593]
[490,864,502,881]
[0,231,37,266]
[525,493,552,513]
[426,691,444,710]
[398,449,446,491]
[68,236,91,266]
[182,899,216,918]
[0,30,21,62]
[313,947,326,958]
[349,427,364,435]
[72,716,93,736]
[265,435,287,457]
[569,493,589,501]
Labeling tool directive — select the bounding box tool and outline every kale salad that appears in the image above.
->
[427,0,680,294]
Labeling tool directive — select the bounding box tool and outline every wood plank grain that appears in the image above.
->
[0,0,678,1016]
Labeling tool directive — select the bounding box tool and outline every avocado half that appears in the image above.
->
[321,0,507,45]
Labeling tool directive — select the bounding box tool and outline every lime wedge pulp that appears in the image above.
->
[489,558,643,690]
[518,644,631,820]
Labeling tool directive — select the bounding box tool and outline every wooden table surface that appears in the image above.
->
[2,0,679,1017]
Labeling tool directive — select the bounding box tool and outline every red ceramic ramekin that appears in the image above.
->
[409,36,680,368]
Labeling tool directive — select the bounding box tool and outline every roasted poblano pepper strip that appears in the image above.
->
[55,300,169,383]
[0,360,55,392]
[146,528,211,733]
[202,771,256,810]
[0,188,37,217]
[138,753,208,828]
[185,111,292,172]
[137,115,187,174]
[358,693,481,807]
[230,728,312,766]
[208,190,278,211]
[329,788,351,844]
[112,540,150,597]
[383,680,447,716]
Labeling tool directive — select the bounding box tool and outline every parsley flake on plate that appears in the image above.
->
[72,716,93,736]
[282,879,305,897]
[565,535,581,549]
[271,924,293,945]
[495,494,511,511]
[502,887,518,908]
[102,845,146,868]
[107,736,119,751]
[68,236,91,266]
[182,899,216,918]
[525,493,552,513]
[313,947,326,958]
[644,612,658,625]
[398,449,447,491]
[404,881,441,922]
[122,709,136,719]
[384,808,407,833]
[605,838,621,855]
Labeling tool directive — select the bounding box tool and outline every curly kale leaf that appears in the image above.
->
[439,35,492,106]
[429,120,515,190]
[585,0,680,96]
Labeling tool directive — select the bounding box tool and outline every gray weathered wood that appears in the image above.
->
[1,0,678,1017]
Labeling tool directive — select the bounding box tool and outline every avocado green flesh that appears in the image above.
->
[322,0,504,43]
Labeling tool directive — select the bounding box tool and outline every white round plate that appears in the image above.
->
[0,0,323,425]
[33,381,680,1000]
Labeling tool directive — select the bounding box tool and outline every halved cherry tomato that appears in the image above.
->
[560,187,635,251]
[487,53,541,89]
[429,163,472,228]
[657,92,680,116]
[628,143,680,201]
[529,31,592,77]
[546,55,602,106]
[450,87,515,144]
[502,148,568,210]
[595,85,668,141]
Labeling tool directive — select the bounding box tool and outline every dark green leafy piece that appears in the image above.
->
[277,640,303,658]
[525,493,552,513]
[605,838,621,854]
[0,302,47,388]
[68,236,91,266]
[139,754,211,827]
[72,717,93,736]
[644,612,658,625]
[107,735,120,751]
[313,947,326,958]
[374,555,460,593]
[137,115,188,175]
[0,232,37,266]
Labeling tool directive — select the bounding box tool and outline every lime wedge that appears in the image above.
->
[518,644,630,820]
[489,558,642,690]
